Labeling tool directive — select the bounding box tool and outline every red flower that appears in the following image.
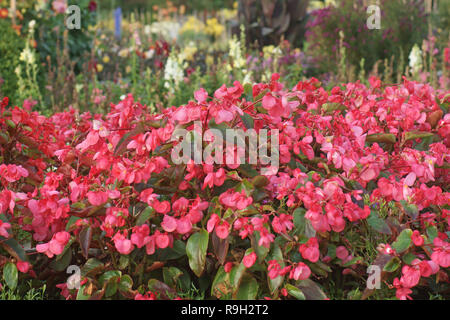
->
[0,8,8,19]
[88,1,97,12]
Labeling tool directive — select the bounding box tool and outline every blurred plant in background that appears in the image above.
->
[305,0,428,77]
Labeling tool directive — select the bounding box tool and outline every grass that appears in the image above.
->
[0,280,47,300]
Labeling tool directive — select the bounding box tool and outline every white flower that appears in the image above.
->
[28,20,36,32]
[164,52,185,93]
[409,44,423,74]
[20,47,35,65]
[144,49,155,60]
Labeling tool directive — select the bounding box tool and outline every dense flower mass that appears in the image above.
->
[0,75,448,300]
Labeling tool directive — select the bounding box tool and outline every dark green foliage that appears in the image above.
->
[0,19,25,104]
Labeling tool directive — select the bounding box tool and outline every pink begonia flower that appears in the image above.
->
[194,88,208,104]
[431,237,450,268]
[0,164,29,183]
[16,261,31,274]
[299,237,320,263]
[36,231,71,258]
[290,263,311,280]
[336,246,349,261]
[153,200,171,214]
[52,0,67,14]
[0,220,11,238]
[215,221,230,239]
[176,216,192,234]
[161,215,177,233]
[154,230,170,249]
[242,252,257,268]
[87,191,108,206]
[411,230,424,246]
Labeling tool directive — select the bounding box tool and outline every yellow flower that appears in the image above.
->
[96,64,104,72]
[205,55,214,67]
[125,65,132,74]
[180,16,205,34]
[102,55,110,63]
[205,18,224,38]
[181,46,198,62]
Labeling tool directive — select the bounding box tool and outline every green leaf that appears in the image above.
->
[230,262,246,290]
[293,208,316,238]
[186,229,209,277]
[211,266,232,299]
[285,284,306,300]
[400,201,418,220]
[252,232,270,263]
[238,164,259,178]
[252,175,269,188]
[49,248,72,272]
[118,255,130,270]
[367,210,392,235]
[392,229,413,253]
[136,207,154,226]
[3,262,18,290]
[296,279,327,300]
[157,240,186,260]
[147,279,176,299]
[342,256,363,267]
[426,226,438,242]
[79,226,93,259]
[404,131,434,141]
[211,232,229,265]
[105,279,119,297]
[66,216,82,231]
[99,270,122,286]
[82,258,105,276]
[163,267,183,288]
[366,133,396,144]
[267,244,284,294]
[236,274,258,300]
[240,112,254,129]
[383,257,401,272]
[1,238,29,262]
[402,253,417,265]
[118,275,133,292]
[76,284,90,300]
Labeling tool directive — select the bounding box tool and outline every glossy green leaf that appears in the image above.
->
[296,279,327,300]
[285,284,306,300]
[186,229,209,277]
[118,275,133,292]
[3,262,18,290]
[392,229,413,253]
[383,257,401,272]
[236,274,258,300]
[367,210,391,235]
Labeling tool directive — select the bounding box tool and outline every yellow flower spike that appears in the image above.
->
[96,64,104,72]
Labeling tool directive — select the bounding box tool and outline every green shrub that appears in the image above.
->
[305,0,428,76]
[0,20,25,104]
